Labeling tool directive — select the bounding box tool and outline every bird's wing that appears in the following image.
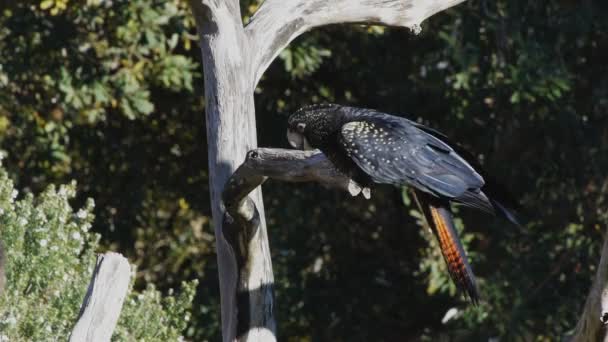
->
[413,190,479,304]
[412,121,522,224]
[338,116,485,200]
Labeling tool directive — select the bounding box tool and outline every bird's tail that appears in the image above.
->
[413,190,479,304]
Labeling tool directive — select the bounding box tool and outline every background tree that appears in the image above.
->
[1,0,608,341]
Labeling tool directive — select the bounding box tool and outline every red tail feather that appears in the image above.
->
[414,190,479,304]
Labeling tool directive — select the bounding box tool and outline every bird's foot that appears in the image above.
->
[347,180,371,199]
[347,180,361,196]
[362,187,371,199]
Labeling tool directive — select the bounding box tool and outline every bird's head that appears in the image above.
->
[287,104,343,150]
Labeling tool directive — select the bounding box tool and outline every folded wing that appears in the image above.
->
[338,114,492,212]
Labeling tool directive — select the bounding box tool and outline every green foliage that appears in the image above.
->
[0,0,198,183]
[0,159,196,340]
[279,40,332,80]
[113,281,198,341]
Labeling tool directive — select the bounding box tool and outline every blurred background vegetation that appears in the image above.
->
[0,163,197,340]
[0,0,607,340]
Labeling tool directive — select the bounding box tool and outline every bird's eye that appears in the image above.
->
[296,123,306,133]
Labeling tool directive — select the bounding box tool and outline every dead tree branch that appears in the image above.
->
[69,252,131,342]
[221,148,350,340]
[570,228,608,342]
[246,0,466,84]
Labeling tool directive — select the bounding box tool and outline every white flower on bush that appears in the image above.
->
[72,231,82,241]
[17,217,27,226]
[10,189,17,201]
[39,239,48,247]
[76,209,87,219]
[3,315,17,326]
[81,222,92,232]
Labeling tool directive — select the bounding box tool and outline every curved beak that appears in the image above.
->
[287,129,303,149]
[287,129,313,150]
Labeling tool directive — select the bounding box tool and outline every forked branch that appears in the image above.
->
[246,0,466,84]
[222,148,352,271]
[221,148,352,338]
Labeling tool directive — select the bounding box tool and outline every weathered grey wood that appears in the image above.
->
[222,149,354,240]
[188,1,275,341]
[246,0,466,84]
[224,148,351,196]
[187,1,467,341]
[222,148,357,341]
[570,228,608,342]
[223,148,354,247]
[69,252,131,342]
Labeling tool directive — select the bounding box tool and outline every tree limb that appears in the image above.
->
[570,228,608,342]
[224,148,351,201]
[246,0,467,84]
[221,148,352,338]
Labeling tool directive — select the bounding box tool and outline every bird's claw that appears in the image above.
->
[347,180,371,199]
[347,180,362,197]
[362,187,371,199]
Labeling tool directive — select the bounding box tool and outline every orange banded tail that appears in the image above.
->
[413,190,479,304]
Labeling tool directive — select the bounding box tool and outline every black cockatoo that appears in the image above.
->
[286,104,520,303]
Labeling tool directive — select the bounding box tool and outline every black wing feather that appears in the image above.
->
[412,120,522,223]
[338,113,488,206]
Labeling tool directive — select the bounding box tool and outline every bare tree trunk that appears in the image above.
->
[188,2,273,340]
[570,227,608,342]
[187,1,466,341]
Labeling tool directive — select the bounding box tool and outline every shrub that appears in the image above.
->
[0,154,196,341]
